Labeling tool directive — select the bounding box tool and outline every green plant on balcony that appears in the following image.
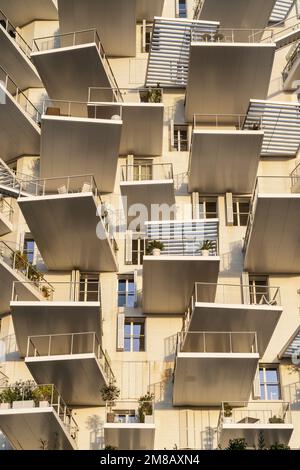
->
[146,240,164,256]
[12,250,28,271]
[226,438,247,450]
[147,84,162,103]
[197,240,213,256]
[268,415,284,424]
[0,380,36,405]
[269,442,290,450]
[138,392,155,423]
[41,285,52,299]
[33,385,53,404]
[100,381,120,423]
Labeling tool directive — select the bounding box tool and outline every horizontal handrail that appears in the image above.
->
[193,113,263,130]
[88,87,163,104]
[121,163,174,182]
[0,9,32,58]
[192,27,272,43]
[177,330,258,354]
[41,98,123,120]
[106,400,155,424]
[282,41,300,80]
[219,401,292,428]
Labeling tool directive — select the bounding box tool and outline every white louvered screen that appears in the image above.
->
[269,0,295,23]
[117,313,125,351]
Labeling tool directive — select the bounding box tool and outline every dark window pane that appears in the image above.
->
[124,338,131,352]
[118,280,126,292]
[132,251,139,265]
[239,213,249,226]
[260,385,266,400]
[127,294,135,308]
[128,281,135,293]
[233,213,238,226]
[239,202,250,213]
[118,294,126,307]
[267,385,280,400]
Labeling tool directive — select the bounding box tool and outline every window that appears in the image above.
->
[249,275,269,305]
[79,274,99,302]
[142,22,152,53]
[23,237,35,264]
[177,0,187,18]
[133,159,153,181]
[259,366,281,400]
[199,197,218,219]
[124,318,145,352]
[118,275,135,308]
[132,236,146,266]
[173,125,188,151]
[233,197,251,226]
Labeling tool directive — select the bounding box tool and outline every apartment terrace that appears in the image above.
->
[244,175,300,273]
[0,383,78,450]
[0,197,13,235]
[188,113,264,193]
[173,331,259,406]
[18,175,118,272]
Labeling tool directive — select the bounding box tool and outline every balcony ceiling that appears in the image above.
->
[189,130,263,193]
[173,353,259,406]
[143,256,220,314]
[0,85,40,161]
[40,116,122,193]
[104,424,155,450]
[11,302,101,357]
[244,195,300,273]
[0,408,76,450]
[31,45,112,102]
[0,213,13,236]
[0,0,58,27]
[26,355,108,406]
[136,0,165,20]
[18,194,118,272]
[219,423,294,449]
[185,43,275,122]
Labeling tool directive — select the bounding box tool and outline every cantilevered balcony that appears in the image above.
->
[0,65,40,161]
[120,163,175,228]
[0,9,41,89]
[88,87,164,156]
[143,219,220,314]
[104,400,155,450]
[282,42,300,90]
[18,175,118,272]
[11,280,101,357]
[31,29,120,101]
[25,332,114,406]
[57,0,164,57]
[244,175,300,273]
[0,198,13,235]
[0,1,58,27]
[244,100,300,157]
[173,331,259,406]
[185,29,275,121]
[188,114,264,193]
[0,383,78,450]
[40,100,122,193]
[0,241,51,315]
[184,282,282,356]
[218,401,294,449]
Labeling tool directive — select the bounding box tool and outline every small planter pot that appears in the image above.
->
[107,412,115,423]
[0,403,11,410]
[152,249,161,256]
[39,401,50,408]
[12,400,35,409]
[201,250,210,257]
[144,414,153,424]
[223,417,233,424]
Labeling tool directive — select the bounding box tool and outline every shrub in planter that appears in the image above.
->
[223,403,233,423]
[269,442,290,450]
[226,438,247,450]
[100,381,120,423]
[197,240,213,256]
[269,415,284,424]
[146,241,164,256]
[138,392,155,423]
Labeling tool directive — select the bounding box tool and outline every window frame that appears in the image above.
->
[177,0,187,18]
[124,317,146,352]
[198,196,218,219]
[173,125,189,152]
[132,235,147,266]
[259,365,281,401]
[249,275,270,305]
[118,275,136,308]
[232,197,251,227]
[79,273,99,302]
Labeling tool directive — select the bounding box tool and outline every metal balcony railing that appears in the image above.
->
[26,332,114,384]
[0,64,41,124]
[0,370,8,387]
[282,41,300,81]
[121,164,173,183]
[32,29,121,101]
[0,383,79,443]
[0,9,32,58]
[41,98,125,121]
[191,28,273,43]
[105,400,155,425]
[291,160,300,187]
[88,87,163,104]
[12,280,101,303]
[193,113,263,130]
[0,197,13,222]
[176,331,258,354]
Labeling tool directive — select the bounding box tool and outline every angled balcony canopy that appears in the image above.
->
[269,0,296,23]
[278,325,300,359]
[0,0,58,27]
[0,198,13,236]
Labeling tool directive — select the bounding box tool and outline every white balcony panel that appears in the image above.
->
[0,83,40,161]
[31,44,112,102]
[0,213,12,236]
[219,423,293,448]
[185,43,275,121]
[244,195,300,273]
[136,0,165,20]
[11,302,101,357]
[104,424,155,451]
[0,26,41,90]
[41,116,122,193]
[26,355,108,406]
[283,55,300,90]
[197,0,276,29]
[0,1,58,26]
[173,354,259,406]
[189,130,263,193]
[18,194,118,272]
[0,408,76,450]
[57,0,136,57]
[89,103,164,156]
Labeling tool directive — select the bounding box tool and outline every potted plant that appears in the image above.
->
[226,438,247,450]
[269,442,290,450]
[0,388,15,409]
[223,402,233,424]
[138,392,154,424]
[147,240,164,256]
[269,415,284,424]
[41,285,51,300]
[11,380,36,409]
[198,240,213,257]
[100,381,120,423]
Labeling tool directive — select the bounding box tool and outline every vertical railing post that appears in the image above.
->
[203,332,206,353]
[48,335,52,356]
[229,332,233,353]
[70,333,74,355]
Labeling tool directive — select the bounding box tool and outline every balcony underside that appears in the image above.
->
[0,213,13,236]
[104,424,155,450]
[26,354,107,406]
[244,195,300,273]
[0,28,41,90]
[283,56,300,91]
[11,302,101,357]
[136,0,165,20]
[0,85,40,161]
[219,423,294,449]
[198,0,276,29]
[189,131,263,193]
[18,194,118,272]
[188,303,282,356]
[40,116,122,193]
[143,256,220,314]
[0,0,58,26]
[89,103,164,156]
[31,44,112,101]
[173,353,259,406]
[0,407,76,450]
[185,43,275,122]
